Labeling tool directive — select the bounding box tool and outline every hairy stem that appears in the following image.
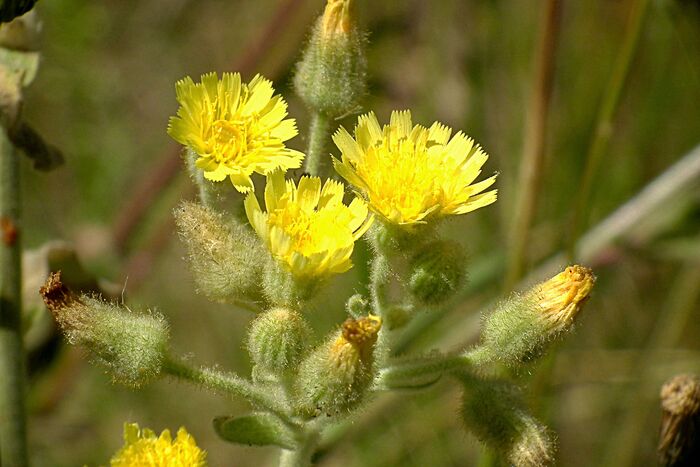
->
[184,148,222,209]
[0,128,28,466]
[304,112,331,176]
[377,353,473,390]
[163,357,295,426]
[279,430,319,467]
[369,252,390,316]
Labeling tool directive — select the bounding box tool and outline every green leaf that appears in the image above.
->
[0,46,39,125]
[213,413,297,449]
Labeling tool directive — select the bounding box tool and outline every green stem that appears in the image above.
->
[369,252,390,317]
[505,0,562,289]
[184,148,222,209]
[0,128,28,466]
[568,0,649,259]
[304,112,331,177]
[377,353,473,390]
[163,357,295,426]
[279,430,319,467]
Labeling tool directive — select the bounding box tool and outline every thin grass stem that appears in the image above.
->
[505,0,562,289]
[567,0,650,260]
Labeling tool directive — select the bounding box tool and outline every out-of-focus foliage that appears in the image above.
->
[20,0,700,465]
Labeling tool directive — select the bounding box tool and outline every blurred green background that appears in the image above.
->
[13,0,700,465]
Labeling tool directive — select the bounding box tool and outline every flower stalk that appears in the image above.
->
[163,357,296,428]
[0,125,28,467]
[304,111,331,176]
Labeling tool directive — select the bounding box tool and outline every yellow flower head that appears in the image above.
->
[168,72,304,193]
[244,171,373,278]
[532,265,595,331]
[332,110,497,226]
[110,423,207,467]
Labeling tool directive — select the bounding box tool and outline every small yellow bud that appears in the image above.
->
[332,314,382,361]
[320,0,353,38]
[296,315,382,417]
[478,265,595,366]
[531,265,595,330]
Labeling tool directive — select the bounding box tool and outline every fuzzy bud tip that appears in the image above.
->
[40,271,76,313]
[341,315,381,346]
[321,0,353,38]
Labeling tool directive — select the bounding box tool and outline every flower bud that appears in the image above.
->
[247,308,311,374]
[174,202,266,306]
[40,272,169,387]
[461,379,554,467]
[295,315,381,417]
[408,239,466,305]
[658,374,700,467]
[479,265,595,366]
[293,0,366,118]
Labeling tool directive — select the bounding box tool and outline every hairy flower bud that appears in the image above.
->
[479,265,595,366]
[247,308,311,375]
[294,0,366,118]
[296,315,381,417]
[408,239,466,305]
[174,202,266,307]
[40,272,169,387]
[461,379,554,467]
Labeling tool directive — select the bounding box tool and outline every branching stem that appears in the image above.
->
[163,357,295,427]
[279,429,319,467]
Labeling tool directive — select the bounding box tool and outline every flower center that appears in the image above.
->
[210,119,247,162]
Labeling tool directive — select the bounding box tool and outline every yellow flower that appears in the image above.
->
[321,0,353,38]
[168,72,304,193]
[332,110,497,225]
[244,171,373,278]
[110,423,206,467]
[532,265,595,331]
